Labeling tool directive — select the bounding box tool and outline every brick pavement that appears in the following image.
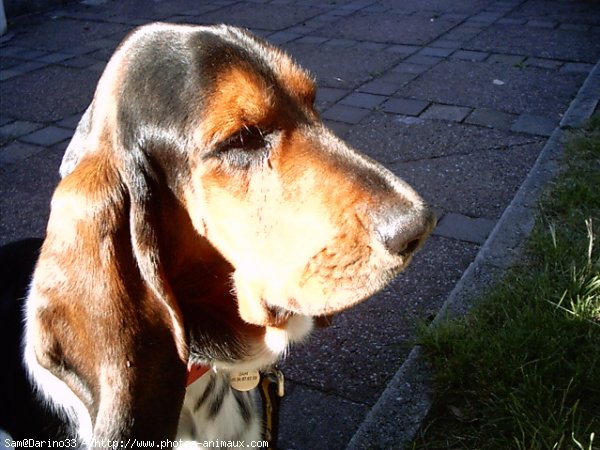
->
[1,0,599,448]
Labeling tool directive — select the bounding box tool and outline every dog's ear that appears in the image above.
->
[59,104,94,178]
[27,126,189,440]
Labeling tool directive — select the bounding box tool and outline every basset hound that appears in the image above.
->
[22,23,435,449]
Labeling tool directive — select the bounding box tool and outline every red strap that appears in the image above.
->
[187,363,211,386]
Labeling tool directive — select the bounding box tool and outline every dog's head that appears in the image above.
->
[38,22,438,373]
[62,24,433,327]
[27,23,434,440]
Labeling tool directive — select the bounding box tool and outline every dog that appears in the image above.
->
[19,23,435,448]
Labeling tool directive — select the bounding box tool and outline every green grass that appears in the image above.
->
[414,115,600,450]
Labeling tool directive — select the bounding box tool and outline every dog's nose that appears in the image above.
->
[375,205,436,257]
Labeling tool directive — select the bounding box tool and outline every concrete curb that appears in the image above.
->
[346,58,600,450]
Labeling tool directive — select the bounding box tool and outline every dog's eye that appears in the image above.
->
[212,126,272,169]
[218,126,269,152]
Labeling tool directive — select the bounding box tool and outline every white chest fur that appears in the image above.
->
[177,371,262,449]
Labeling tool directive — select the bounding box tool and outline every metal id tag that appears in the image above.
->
[230,370,260,391]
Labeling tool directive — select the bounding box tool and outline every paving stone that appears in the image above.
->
[190,3,320,31]
[418,47,455,58]
[363,4,388,13]
[286,24,317,34]
[325,38,358,47]
[0,141,46,164]
[317,12,462,45]
[382,98,429,116]
[326,7,355,16]
[433,213,497,244]
[0,120,44,138]
[267,32,302,44]
[84,47,114,63]
[356,42,388,52]
[401,60,586,117]
[60,56,99,68]
[11,61,48,74]
[560,62,594,74]
[356,80,399,96]
[340,93,387,109]
[393,142,543,218]
[559,23,590,32]
[10,48,49,60]
[80,0,108,5]
[468,11,504,23]
[465,24,600,63]
[450,50,489,61]
[13,18,128,53]
[20,126,73,146]
[485,2,516,13]
[507,0,600,25]
[323,118,356,139]
[0,57,20,70]
[497,18,527,25]
[527,19,557,28]
[0,46,33,58]
[524,57,563,70]
[429,39,463,49]
[511,114,557,136]
[0,70,20,81]
[465,108,517,130]
[36,52,73,64]
[322,120,351,138]
[487,53,526,65]
[0,65,99,122]
[441,13,470,21]
[391,62,429,74]
[0,144,63,242]
[341,0,374,11]
[279,383,369,450]
[322,104,371,124]
[346,111,541,164]
[56,113,84,129]
[445,25,484,40]
[378,71,418,86]
[61,44,99,57]
[285,42,401,89]
[403,54,443,67]
[376,0,493,15]
[316,87,350,108]
[302,16,337,29]
[385,44,420,55]
[295,35,329,45]
[421,104,471,122]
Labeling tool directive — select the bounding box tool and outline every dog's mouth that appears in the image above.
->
[251,273,400,327]
[233,251,410,328]
[262,303,333,328]
[263,304,295,327]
